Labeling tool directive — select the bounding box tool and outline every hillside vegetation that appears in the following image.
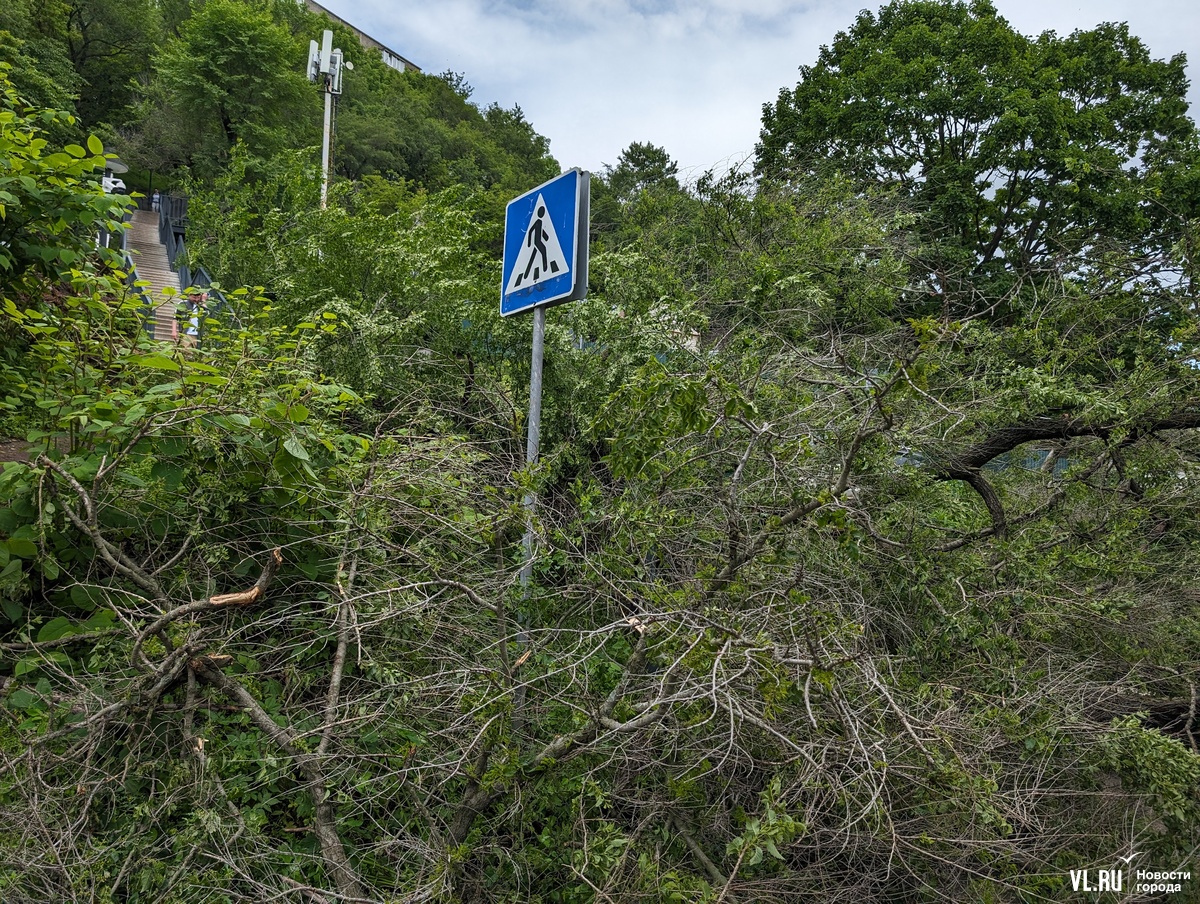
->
[2,1,1200,901]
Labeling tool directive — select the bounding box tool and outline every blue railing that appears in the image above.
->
[145,192,239,343]
[158,193,188,270]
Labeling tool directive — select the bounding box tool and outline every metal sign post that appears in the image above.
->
[501,170,589,713]
[520,305,546,593]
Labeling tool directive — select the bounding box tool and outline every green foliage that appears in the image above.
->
[149,0,311,177]
[338,70,558,196]
[0,0,160,131]
[758,0,1200,309]
[1100,716,1200,838]
[3,6,1200,903]
[0,63,131,417]
[726,776,804,871]
[591,142,699,251]
[0,1,83,119]
[604,141,680,203]
[65,0,163,126]
[0,66,128,288]
[182,148,503,404]
[5,0,560,219]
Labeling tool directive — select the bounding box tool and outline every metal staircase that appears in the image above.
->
[125,208,181,340]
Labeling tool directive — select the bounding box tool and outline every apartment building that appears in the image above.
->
[304,0,421,73]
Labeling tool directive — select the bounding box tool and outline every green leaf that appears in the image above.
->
[37,616,74,643]
[128,354,181,370]
[283,436,310,461]
[151,461,185,488]
[87,135,103,155]
[7,688,38,710]
[84,609,115,630]
[183,360,223,374]
[70,585,100,612]
[7,538,37,558]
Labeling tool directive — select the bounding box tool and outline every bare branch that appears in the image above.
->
[130,549,283,665]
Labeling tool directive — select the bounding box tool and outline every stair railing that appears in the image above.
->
[159,193,188,270]
[154,193,239,345]
[177,244,235,345]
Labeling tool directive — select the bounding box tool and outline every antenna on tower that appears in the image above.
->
[308,28,351,208]
[307,39,320,82]
[319,29,333,74]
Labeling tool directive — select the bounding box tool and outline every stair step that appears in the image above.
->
[124,209,186,342]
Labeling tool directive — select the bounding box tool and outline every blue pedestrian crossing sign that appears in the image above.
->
[501,168,590,316]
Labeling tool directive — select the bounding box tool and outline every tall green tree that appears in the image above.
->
[757,0,1200,311]
[147,0,311,176]
[0,0,82,118]
[64,0,162,126]
[335,64,558,199]
[591,141,698,251]
[604,140,680,203]
[0,0,160,130]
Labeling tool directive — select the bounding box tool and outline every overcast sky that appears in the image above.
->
[317,0,1200,181]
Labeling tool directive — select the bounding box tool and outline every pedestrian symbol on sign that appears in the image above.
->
[501,167,588,317]
[505,193,569,294]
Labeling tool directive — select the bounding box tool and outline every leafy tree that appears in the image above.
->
[146,0,312,177]
[0,0,160,130]
[604,140,680,202]
[63,0,162,127]
[182,147,510,406]
[335,66,558,198]
[757,0,1200,310]
[0,1,82,119]
[591,141,699,253]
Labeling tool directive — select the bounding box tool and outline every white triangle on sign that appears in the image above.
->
[505,193,570,294]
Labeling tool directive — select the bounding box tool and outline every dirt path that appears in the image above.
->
[0,438,37,463]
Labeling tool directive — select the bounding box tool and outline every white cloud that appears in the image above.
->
[329,0,1200,179]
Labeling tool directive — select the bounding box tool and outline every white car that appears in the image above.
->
[101,175,125,193]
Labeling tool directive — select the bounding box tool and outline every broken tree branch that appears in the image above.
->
[130,549,283,666]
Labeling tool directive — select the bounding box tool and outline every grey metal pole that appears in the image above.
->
[320,84,333,209]
[520,305,545,589]
[513,306,544,726]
